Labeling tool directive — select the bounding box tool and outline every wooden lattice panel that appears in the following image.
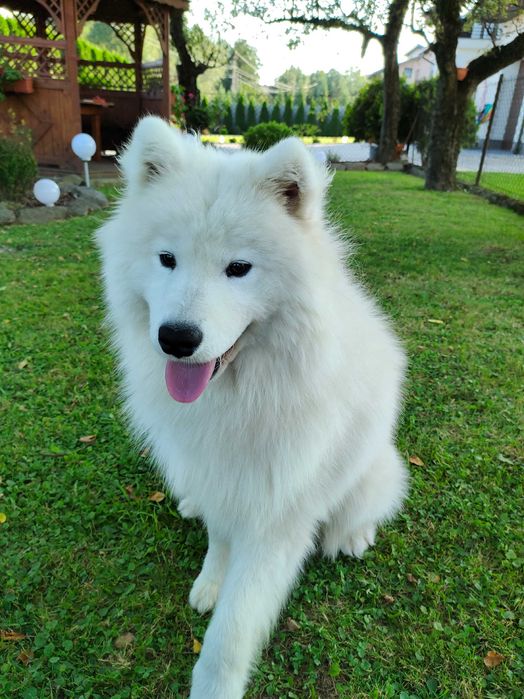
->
[136,0,168,53]
[77,60,136,91]
[77,0,102,26]
[37,0,63,34]
[12,5,63,40]
[11,11,37,37]
[109,23,136,59]
[45,16,63,41]
[2,41,66,79]
[142,64,163,93]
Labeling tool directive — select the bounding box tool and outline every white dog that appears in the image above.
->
[96,116,408,698]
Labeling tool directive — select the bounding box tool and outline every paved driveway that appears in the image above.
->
[307,142,523,173]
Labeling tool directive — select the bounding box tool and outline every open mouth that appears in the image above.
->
[165,342,237,404]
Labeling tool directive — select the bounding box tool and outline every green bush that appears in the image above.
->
[343,77,477,159]
[246,98,257,128]
[292,123,320,137]
[283,96,293,126]
[326,106,342,137]
[343,79,389,142]
[307,100,317,126]
[259,101,270,123]
[295,96,305,125]
[270,100,281,122]
[244,121,293,151]
[0,125,37,200]
[186,105,209,132]
[235,94,246,133]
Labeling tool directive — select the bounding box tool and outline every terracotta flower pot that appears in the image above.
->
[6,77,34,94]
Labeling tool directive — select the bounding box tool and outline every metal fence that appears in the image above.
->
[457,74,524,201]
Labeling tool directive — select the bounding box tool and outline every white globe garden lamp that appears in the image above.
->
[71,133,97,187]
[33,178,60,207]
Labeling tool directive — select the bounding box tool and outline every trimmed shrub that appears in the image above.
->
[235,94,246,133]
[326,106,342,137]
[244,121,293,151]
[292,123,321,137]
[186,105,209,132]
[224,102,234,133]
[343,79,417,143]
[295,96,305,125]
[0,123,37,200]
[259,101,269,123]
[306,101,317,126]
[246,98,257,128]
[283,96,293,126]
[270,100,281,122]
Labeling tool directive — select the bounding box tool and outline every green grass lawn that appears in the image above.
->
[1,173,523,699]
[457,171,524,202]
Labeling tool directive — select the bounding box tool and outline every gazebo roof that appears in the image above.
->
[0,0,189,15]
[154,0,188,7]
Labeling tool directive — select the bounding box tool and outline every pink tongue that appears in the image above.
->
[165,359,215,403]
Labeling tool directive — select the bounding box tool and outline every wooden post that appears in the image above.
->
[134,21,144,115]
[62,0,82,167]
[162,7,171,119]
[34,8,46,38]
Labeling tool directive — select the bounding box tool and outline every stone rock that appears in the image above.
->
[71,185,109,209]
[366,163,385,171]
[59,173,83,187]
[17,206,69,225]
[67,198,96,217]
[385,161,404,171]
[59,182,79,195]
[344,162,368,171]
[0,202,16,225]
[406,164,426,179]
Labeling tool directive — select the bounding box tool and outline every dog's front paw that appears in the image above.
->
[341,524,376,558]
[190,655,244,699]
[178,497,198,519]
[189,573,220,614]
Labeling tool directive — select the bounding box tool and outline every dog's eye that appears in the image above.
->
[159,252,176,269]
[226,261,252,278]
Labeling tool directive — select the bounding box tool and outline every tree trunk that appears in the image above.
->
[425,73,472,190]
[170,8,201,104]
[376,0,410,163]
[426,24,524,188]
[377,37,401,163]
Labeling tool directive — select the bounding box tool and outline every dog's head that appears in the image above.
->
[98,116,332,403]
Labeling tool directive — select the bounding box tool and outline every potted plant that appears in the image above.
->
[0,63,33,100]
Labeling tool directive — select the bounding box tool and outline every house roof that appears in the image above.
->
[405,44,426,58]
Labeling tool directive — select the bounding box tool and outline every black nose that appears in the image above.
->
[158,323,203,358]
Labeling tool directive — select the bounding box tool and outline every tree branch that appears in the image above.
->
[267,14,383,44]
[466,30,524,86]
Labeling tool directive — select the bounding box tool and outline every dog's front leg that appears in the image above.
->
[189,524,315,699]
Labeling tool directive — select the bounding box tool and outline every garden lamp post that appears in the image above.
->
[33,178,60,207]
[71,133,97,187]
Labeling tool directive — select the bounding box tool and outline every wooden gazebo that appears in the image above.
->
[0,0,188,168]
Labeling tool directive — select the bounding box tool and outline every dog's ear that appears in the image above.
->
[259,138,331,220]
[119,116,182,190]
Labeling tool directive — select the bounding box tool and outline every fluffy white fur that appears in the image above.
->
[96,116,408,698]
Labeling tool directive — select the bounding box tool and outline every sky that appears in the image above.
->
[188,2,424,84]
